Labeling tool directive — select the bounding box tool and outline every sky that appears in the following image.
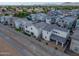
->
[0,2,78,6]
[0,2,63,5]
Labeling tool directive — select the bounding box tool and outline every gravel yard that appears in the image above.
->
[0,37,21,56]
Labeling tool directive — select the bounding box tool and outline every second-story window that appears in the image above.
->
[31,28,32,30]
[45,36,47,39]
[26,26,27,28]
[47,32,48,34]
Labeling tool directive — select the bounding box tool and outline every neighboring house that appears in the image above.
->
[35,13,47,22]
[0,16,5,24]
[8,17,19,28]
[70,29,79,54]
[48,10,64,16]
[27,14,36,21]
[56,16,77,29]
[28,13,56,24]
[75,19,79,29]
[42,24,70,47]
[4,16,13,25]
[27,13,47,22]
[21,20,33,34]
[31,22,47,38]
[0,16,13,25]
[14,19,22,29]
[14,18,27,29]
[45,16,52,24]
[62,10,72,16]
[45,15,56,24]
[42,24,54,41]
[72,9,79,16]
[23,22,47,38]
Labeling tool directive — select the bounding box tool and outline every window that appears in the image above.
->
[31,28,32,30]
[52,30,60,34]
[26,26,27,28]
[47,32,48,34]
[62,20,64,22]
[74,47,79,52]
[45,36,47,39]
[31,32,34,35]
[5,21,8,25]
[53,31,58,34]
[59,20,61,22]
[26,30,29,33]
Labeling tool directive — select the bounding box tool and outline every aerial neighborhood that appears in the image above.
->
[0,6,79,56]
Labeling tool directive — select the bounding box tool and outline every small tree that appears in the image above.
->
[14,11,30,18]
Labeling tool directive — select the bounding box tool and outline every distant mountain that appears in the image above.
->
[1,2,79,6]
[0,2,62,6]
[61,2,79,6]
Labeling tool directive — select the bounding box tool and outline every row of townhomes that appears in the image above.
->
[0,9,79,55]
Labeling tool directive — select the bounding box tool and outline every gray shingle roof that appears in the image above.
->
[43,24,55,31]
[76,20,79,28]
[50,34,67,44]
[33,22,48,29]
[15,18,33,27]
[71,29,79,41]
[43,24,69,44]
[22,20,33,27]
[43,24,68,32]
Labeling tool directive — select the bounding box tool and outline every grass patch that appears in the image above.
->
[15,28,21,32]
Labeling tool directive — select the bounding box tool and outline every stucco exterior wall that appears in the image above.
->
[24,25,41,38]
[70,39,79,54]
[42,30,52,41]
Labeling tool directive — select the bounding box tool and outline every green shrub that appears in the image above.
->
[15,28,21,32]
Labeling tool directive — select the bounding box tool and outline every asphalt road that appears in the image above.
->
[0,23,68,56]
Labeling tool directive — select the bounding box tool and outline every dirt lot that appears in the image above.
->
[0,37,21,56]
